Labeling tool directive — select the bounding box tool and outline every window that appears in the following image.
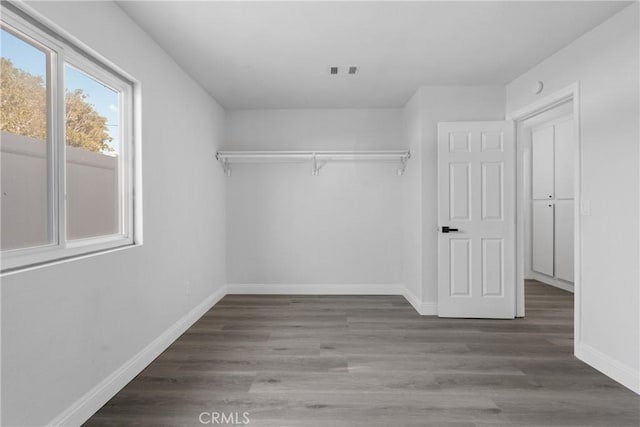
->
[1,5,136,271]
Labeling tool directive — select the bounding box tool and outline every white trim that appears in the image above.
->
[417,302,438,316]
[7,1,137,83]
[403,289,438,315]
[1,237,134,273]
[0,242,140,277]
[509,83,581,348]
[402,288,423,314]
[40,284,436,426]
[226,283,405,296]
[507,84,577,122]
[226,284,438,316]
[528,271,574,293]
[528,114,573,134]
[576,342,640,394]
[46,286,227,427]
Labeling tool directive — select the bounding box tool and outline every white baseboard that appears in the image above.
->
[418,302,438,315]
[47,285,227,427]
[576,341,639,394]
[48,283,442,426]
[402,289,438,315]
[529,271,574,293]
[402,288,422,314]
[40,281,640,427]
[227,283,438,316]
[226,283,406,295]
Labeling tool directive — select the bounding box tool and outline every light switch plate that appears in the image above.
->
[581,200,591,216]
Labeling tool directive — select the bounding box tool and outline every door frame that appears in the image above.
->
[508,83,582,353]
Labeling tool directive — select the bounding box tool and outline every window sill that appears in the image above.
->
[1,240,141,277]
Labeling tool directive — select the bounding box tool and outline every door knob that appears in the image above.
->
[442,226,460,233]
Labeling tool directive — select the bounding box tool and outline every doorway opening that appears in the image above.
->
[510,84,581,353]
[522,101,575,291]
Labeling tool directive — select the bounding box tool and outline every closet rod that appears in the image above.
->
[215,150,411,176]
[216,150,410,161]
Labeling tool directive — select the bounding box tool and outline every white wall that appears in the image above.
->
[415,86,506,305]
[224,109,404,151]
[223,91,505,304]
[224,109,406,288]
[401,92,423,305]
[507,3,639,391]
[1,2,227,426]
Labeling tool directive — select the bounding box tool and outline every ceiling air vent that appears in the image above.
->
[328,66,359,75]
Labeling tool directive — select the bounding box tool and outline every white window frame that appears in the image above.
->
[1,4,138,272]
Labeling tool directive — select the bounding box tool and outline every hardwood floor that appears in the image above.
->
[85,281,639,426]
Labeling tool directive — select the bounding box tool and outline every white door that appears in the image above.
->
[437,121,515,318]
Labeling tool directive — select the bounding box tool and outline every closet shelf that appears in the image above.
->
[215,150,411,176]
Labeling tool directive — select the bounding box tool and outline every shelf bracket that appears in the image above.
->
[311,153,327,176]
[397,152,410,176]
[222,158,231,177]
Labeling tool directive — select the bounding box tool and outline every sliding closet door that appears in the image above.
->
[530,117,574,285]
[532,126,554,200]
[532,201,554,276]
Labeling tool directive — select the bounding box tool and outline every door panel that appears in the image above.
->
[449,163,471,221]
[481,162,503,221]
[532,201,554,276]
[438,121,515,319]
[482,238,504,297]
[449,131,471,152]
[554,119,575,199]
[481,131,504,152]
[450,239,472,296]
[555,200,574,282]
[532,126,554,200]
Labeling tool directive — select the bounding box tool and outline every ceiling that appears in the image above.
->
[118,1,630,109]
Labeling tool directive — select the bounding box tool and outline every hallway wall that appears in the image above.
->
[506,3,640,392]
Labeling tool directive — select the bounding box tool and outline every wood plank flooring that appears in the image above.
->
[85,281,639,426]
